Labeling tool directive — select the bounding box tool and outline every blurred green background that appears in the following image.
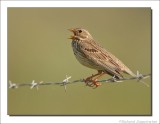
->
[8,8,151,115]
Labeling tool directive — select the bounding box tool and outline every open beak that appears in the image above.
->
[68,28,75,32]
[68,28,75,39]
[68,35,75,39]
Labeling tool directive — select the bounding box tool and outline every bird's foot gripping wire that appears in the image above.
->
[83,71,104,88]
[84,78,101,88]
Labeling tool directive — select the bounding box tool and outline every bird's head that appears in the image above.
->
[68,28,93,40]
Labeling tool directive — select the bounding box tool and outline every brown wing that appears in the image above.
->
[80,39,125,78]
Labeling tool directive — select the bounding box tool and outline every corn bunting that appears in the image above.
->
[68,28,136,87]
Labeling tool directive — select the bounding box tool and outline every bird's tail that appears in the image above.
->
[124,68,136,77]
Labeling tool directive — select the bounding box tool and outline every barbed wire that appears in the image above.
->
[8,71,151,92]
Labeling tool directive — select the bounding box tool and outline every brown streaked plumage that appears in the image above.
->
[68,28,136,87]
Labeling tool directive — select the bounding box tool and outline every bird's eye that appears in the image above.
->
[78,30,82,33]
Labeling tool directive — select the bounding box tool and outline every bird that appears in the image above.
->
[68,28,136,87]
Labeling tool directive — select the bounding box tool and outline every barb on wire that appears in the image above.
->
[8,72,151,90]
[30,80,43,90]
[62,75,71,92]
[9,80,18,89]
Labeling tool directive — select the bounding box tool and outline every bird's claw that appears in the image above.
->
[83,78,101,88]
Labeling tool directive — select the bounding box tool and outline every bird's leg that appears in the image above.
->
[92,71,105,87]
[85,73,99,82]
[84,72,100,87]
[84,71,105,87]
